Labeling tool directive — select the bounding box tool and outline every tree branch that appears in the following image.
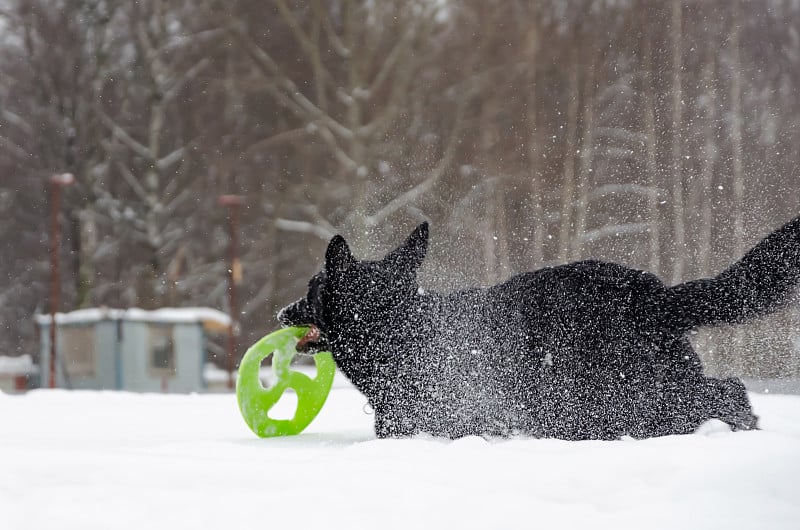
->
[156,145,187,171]
[271,0,333,102]
[115,162,149,203]
[316,0,350,58]
[580,222,651,243]
[228,23,353,141]
[588,184,664,202]
[366,15,419,96]
[365,67,476,227]
[274,218,335,241]
[1,109,34,135]
[163,57,211,102]
[244,127,311,155]
[0,136,31,160]
[100,111,152,160]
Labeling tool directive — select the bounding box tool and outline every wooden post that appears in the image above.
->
[48,173,75,388]
[219,195,244,390]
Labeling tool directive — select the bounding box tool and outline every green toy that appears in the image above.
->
[236,326,336,437]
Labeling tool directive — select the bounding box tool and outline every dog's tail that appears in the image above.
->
[662,215,800,331]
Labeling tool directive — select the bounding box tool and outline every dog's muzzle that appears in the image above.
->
[277,299,307,327]
[277,299,326,353]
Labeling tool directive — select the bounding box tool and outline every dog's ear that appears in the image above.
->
[384,222,429,275]
[325,234,355,275]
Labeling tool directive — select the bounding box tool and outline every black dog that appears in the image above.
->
[279,217,800,440]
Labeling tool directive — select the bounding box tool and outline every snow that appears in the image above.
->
[0,354,37,375]
[34,307,231,328]
[1,381,799,530]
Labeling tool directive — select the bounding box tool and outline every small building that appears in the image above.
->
[35,307,230,393]
[0,354,38,393]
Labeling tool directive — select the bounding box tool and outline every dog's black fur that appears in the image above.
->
[279,216,800,440]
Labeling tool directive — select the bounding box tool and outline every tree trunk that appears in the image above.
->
[76,210,98,308]
[670,0,686,284]
[729,1,747,375]
[494,184,510,280]
[729,3,746,259]
[572,43,596,261]
[641,14,661,276]
[483,205,497,285]
[558,45,580,263]
[525,29,545,267]
[699,46,718,278]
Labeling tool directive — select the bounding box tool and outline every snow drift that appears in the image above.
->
[1,376,799,530]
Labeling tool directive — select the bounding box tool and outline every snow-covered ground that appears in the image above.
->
[2,374,799,530]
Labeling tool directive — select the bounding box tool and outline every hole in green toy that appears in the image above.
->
[296,358,319,380]
[258,354,277,388]
[267,389,298,420]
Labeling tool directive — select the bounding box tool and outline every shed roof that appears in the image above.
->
[35,307,232,334]
[0,354,38,375]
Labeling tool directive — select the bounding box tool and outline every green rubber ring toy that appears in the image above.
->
[236,327,336,437]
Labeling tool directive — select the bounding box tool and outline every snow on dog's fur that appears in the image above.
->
[279,217,800,440]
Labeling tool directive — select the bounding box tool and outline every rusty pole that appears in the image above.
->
[48,173,75,388]
[219,195,244,389]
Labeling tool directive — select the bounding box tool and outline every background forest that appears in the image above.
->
[1,0,799,379]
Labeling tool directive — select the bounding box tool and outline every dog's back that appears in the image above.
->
[384,261,695,439]
[425,261,700,439]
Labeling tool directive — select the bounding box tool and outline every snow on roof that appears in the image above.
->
[124,307,231,327]
[35,307,231,333]
[0,354,38,375]
[34,307,125,325]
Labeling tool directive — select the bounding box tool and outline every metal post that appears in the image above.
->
[48,173,75,388]
[219,195,244,389]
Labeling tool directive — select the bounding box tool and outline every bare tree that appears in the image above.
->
[226,0,473,254]
[97,0,215,307]
[1,0,800,377]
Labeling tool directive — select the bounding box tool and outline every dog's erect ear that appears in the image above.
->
[325,234,355,275]
[383,222,429,274]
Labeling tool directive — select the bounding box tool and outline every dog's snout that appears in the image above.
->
[276,306,289,326]
[277,299,307,327]
[277,304,295,326]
